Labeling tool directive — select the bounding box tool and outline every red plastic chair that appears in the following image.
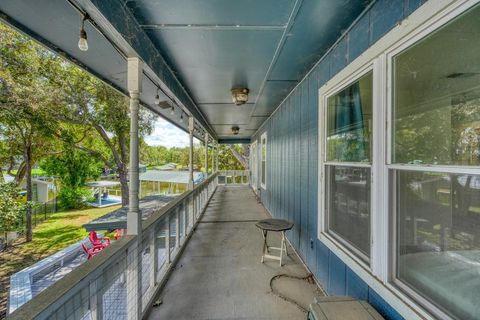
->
[81,243,103,260]
[89,231,110,249]
[114,229,124,240]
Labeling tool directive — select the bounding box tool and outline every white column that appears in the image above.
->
[126,57,142,320]
[127,57,142,235]
[211,141,215,174]
[188,116,194,190]
[215,143,219,172]
[204,132,209,176]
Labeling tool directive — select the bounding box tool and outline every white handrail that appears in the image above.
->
[9,173,219,320]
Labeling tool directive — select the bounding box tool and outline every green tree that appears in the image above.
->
[55,66,156,206]
[217,144,248,170]
[0,23,61,241]
[41,141,103,209]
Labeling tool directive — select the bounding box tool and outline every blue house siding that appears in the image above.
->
[252,0,427,319]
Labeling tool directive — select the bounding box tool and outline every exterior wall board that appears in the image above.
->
[348,11,371,62]
[250,1,432,319]
[370,0,405,44]
[307,70,319,271]
[368,289,405,320]
[330,37,348,76]
[346,267,369,301]
[299,82,309,264]
[328,253,347,296]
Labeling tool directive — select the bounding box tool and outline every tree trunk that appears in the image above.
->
[118,132,129,206]
[93,124,130,206]
[118,163,129,206]
[14,160,26,186]
[24,144,33,242]
[228,145,249,169]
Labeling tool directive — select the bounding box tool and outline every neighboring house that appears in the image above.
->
[139,163,147,173]
[139,170,204,196]
[4,174,56,204]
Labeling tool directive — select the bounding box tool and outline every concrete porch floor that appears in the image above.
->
[148,185,324,320]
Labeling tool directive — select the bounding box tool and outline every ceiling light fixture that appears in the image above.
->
[170,105,175,115]
[231,126,240,135]
[154,89,161,105]
[180,113,184,123]
[78,14,89,51]
[231,87,249,106]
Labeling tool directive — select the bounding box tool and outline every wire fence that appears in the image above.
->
[0,199,58,251]
[17,199,59,231]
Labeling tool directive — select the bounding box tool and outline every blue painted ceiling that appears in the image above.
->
[125,0,371,139]
[0,0,371,141]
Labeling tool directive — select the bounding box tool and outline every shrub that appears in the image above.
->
[0,182,25,233]
[58,186,91,210]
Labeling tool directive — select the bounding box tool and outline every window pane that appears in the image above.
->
[395,170,480,320]
[393,5,480,165]
[262,162,266,185]
[327,166,371,258]
[261,136,267,185]
[326,72,373,162]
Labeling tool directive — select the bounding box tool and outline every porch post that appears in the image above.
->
[211,141,215,174]
[215,142,219,172]
[127,57,142,235]
[188,116,194,190]
[126,57,142,320]
[204,132,209,176]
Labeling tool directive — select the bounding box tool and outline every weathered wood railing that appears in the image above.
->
[8,173,218,320]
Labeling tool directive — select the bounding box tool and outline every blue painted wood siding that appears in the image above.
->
[252,1,426,319]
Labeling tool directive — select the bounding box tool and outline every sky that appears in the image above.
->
[144,117,193,148]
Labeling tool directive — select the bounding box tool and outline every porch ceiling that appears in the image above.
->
[126,0,371,140]
[0,0,371,141]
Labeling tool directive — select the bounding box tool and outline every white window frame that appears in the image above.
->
[317,1,480,320]
[386,3,480,319]
[250,141,258,192]
[320,65,375,266]
[260,132,267,189]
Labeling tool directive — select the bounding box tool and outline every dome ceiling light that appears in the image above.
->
[231,126,240,135]
[78,14,89,51]
[231,88,249,106]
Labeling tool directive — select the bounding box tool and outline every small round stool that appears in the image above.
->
[255,218,294,266]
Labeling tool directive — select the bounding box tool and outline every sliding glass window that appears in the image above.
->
[325,71,373,261]
[391,4,480,319]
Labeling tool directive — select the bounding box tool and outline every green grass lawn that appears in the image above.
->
[0,205,120,318]
[8,168,47,176]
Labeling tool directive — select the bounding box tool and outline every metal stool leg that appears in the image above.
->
[279,232,286,266]
[261,230,268,263]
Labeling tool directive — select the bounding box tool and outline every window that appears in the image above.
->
[327,72,373,162]
[394,171,480,320]
[392,8,480,167]
[326,166,370,257]
[391,5,480,319]
[261,133,267,189]
[324,71,373,261]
